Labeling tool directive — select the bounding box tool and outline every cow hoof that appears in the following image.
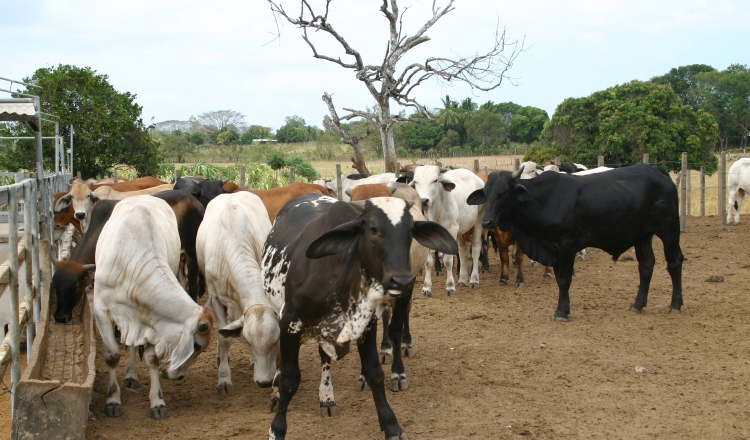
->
[266,398,279,413]
[356,376,370,392]
[670,308,681,315]
[515,281,525,288]
[435,270,442,276]
[104,402,122,418]
[531,261,539,267]
[386,432,409,440]
[458,281,468,287]
[401,344,415,358]
[380,349,393,365]
[577,256,585,261]
[553,315,568,323]
[445,289,457,296]
[470,282,479,289]
[543,273,553,279]
[390,376,408,392]
[217,382,234,395]
[124,377,139,389]
[629,306,644,313]
[420,289,432,298]
[149,405,169,420]
[498,280,508,286]
[320,404,339,418]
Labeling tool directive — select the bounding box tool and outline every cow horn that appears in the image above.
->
[82,264,96,273]
[511,166,523,179]
[536,163,544,170]
[350,200,366,212]
[439,167,448,174]
[484,166,491,176]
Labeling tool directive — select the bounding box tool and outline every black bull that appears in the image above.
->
[467,164,684,321]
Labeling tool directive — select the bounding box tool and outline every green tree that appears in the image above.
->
[276,115,313,143]
[651,64,716,110]
[216,130,240,146]
[509,107,549,143]
[0,64,161,177]
[240,125,274,144]
[157,132,194,163]
[464,109,507,148]
[266,150,287,171]
[186,132,206,146]
[400,115,444,151]
[541,80,719,173]
[287,156,319,182]
[696,64,750,149]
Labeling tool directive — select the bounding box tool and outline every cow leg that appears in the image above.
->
[469,224,483,287]
[480,231,490,273]
[212,302,234,395]
[318,346,338,417]
[544,266,554,279]
[552,253,576,322]
[421,253,434,298]
[661,233,684,313]
[145,345,168,419]
[734,189,745,224]
[124,346,139,389]
[357,319,407,440]
[269,329,302,440]
[379,308,393,365]
[387,291,410,392]
[433,250,442,276]
[631,235,656,312]
[401,294,414,359]
[514,243,526,288]
[443,253,457,296]
[498,242,510,285]
[95,309,122,417]
[456,236,471,287]
[187,255,200,302]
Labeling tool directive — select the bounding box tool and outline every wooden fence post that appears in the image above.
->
[175,168,181,181]
[514,158,520,169]
[700,166,705,217]
[554,157,560,166]
[216,172,221,181]
[687,163,692,216]
[720,150,727,230]
[597,156,604,167]
[474,159,479,173]
[336,164,343,201]
[289,167,296,184]
[113,171,118,184]
[436,160,442,168]
[76,171,81,179]
[680,152,687,232]
[240,166,246,189]
[643,153,649,164]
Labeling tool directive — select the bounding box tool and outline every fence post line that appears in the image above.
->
[554,157,560,166]
[8,188,21,413]
[113,170,118,184]
[720,150,727,230]
[700,166,705,217]
[289,167,296,184]
[30,179,41,330]
[685,162,693,217]
[336,164,343,201]
[239,166,246,189]
[680,152,687,232]
[23,182,36,362]
[597,156,604,167]
[514,158,520,169]
[175,168,181,181]
[643,153,649,164]
[474,159,480,173]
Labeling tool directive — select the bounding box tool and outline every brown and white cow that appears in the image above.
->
[93,183,174,201]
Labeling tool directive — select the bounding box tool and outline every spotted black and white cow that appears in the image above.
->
[262,194,456,440]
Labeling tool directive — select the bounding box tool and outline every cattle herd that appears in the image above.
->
[49,157,745,439]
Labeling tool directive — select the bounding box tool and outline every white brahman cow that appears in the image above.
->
[54,182,99,232]
[94,196,214,420]
[411,165,485,295]
[728,158,750,224]
[196,192,279,394]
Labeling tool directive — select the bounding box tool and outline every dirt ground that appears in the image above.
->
[78,215,750,439]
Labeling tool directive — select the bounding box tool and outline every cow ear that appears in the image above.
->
[306,219,362,259]
[81,264,96,274]
[54,194,72,212]
[169,330,195,370]
[438,174,456,192]
[345,188,353,197]
[466,189,487,205]
[412,221,459,255]
[218,319,243,339]
[90,192,100,204]
[513,183,532,201]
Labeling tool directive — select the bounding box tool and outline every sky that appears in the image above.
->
[1,0,746,131]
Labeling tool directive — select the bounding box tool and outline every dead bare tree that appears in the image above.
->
[268,0,524,174]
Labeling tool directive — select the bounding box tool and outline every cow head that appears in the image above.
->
[409,165,454,210]
[163,306,214,379]
[306,197,457,296]
[54,183,100,232]
[467,168,532,229]
[52,261,95,324]
[197,179,230,207]
[218,305,280,387]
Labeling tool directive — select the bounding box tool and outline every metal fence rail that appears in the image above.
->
[0,172,70,414]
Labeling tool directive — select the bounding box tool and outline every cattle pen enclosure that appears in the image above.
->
[82,215,749,440]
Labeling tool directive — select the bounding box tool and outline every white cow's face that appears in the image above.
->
[410,166,455,210]
[219,305,280,388]
[163,307,214,380]
[55,183,100,232]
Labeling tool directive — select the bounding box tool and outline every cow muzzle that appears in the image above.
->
[420,198,429,207]
[75,212,86,219]
[481,220,495,229]
[384,275,414,297]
